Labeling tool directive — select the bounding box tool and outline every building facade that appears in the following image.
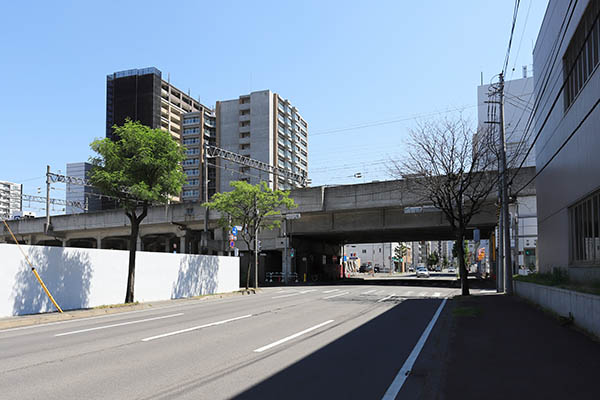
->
[65,162,102,214]
[344,242,398,272]
[216,90,308,192]
[106,67,216,203]
[534,0,600,281]
[0,181,22,219]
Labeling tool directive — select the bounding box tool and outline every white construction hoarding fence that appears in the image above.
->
[0,243,240,318]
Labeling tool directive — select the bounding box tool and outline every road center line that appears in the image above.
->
[405,291,414,296]
[272,292,301,299]
[377,294,395,303]
[55,313,184,337]
[381,299,447,399]
[299,289,317,294]
[141,314,252,342]
[322,289,339,293]
[253,320,334,353]
[361,289,376,295]
[323,291,349,299]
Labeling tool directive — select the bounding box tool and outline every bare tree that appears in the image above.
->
[391,117,498,295]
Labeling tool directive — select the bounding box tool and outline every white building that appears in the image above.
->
[345,242,398,271]
[477,72,535,168]
[477,70,538,273]
[534,0,600,282]
[216,90,309,192]
[0,181,22,219]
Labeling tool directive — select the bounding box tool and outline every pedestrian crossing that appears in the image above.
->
[269,286,457,302]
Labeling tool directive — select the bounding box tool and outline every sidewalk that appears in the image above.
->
[410,293,600,399]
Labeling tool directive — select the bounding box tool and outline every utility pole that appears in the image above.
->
[254,200,259,289]
[45,165,51,234]
[203,141,209,252]
[498,72,513,294]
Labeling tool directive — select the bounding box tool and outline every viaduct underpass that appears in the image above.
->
[2,167,535,284]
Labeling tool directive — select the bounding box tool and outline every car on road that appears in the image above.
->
[448,266,456,273]
[416,266,430,278]
[408,266,415,272]
[359,264,373,273]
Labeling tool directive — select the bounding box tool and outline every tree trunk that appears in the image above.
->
[125,205,147,304]
[125,220,139,303]
[456,236,470,296]
[246,261,251,290]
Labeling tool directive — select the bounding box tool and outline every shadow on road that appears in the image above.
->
[232,298,443,400]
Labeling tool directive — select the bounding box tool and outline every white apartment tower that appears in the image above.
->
[216,90,308,192]
[0,181,22,219]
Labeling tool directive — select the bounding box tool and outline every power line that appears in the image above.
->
[513,97,600,196]
[503,0,521,75]
[310,104,479,137]
[508,0,582,186]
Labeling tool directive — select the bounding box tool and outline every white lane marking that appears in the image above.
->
[361,289,376,295]
[418,292,428,297]
[433,292,441,297]
[479,289,496,293]
[142,314,252,342]
[323,289,340,293]
[253,320,334,353]
[404,291,414,296]
[272,292,301,299]
[323,291,350,299]
[55,313,184,337]
[299,289,317,294]
[0,292,263,334]
[377,294,395,303]
[382,299,447,399]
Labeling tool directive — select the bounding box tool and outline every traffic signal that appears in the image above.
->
[257,240,262,251]
[290,248,295,258]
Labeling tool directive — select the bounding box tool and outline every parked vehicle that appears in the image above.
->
[448,266,456,273]
[408,266,415,272]
[416,266,430,278]
[359,264,373,273]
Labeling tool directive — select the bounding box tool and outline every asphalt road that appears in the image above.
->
[0,284,484,399]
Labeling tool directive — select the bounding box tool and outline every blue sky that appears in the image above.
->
[0,0,548,214]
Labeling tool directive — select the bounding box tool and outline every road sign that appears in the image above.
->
[229,240,235,248]
[231,226,238,235]
[285,213,301,220]
[229,234,237,241]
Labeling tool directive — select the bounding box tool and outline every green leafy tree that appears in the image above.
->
[89,120,186,303]
[394,243,408,271]
[204,181,296,289]
[427,251,439,268]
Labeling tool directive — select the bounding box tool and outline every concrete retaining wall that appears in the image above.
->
[0,243,239,317]
[514,280,600,338]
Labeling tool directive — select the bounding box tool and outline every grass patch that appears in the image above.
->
[94,301,140,309]
[452,306,482,318]
[514,270,600,296]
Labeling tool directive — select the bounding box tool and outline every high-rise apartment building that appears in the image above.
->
[0,180,22,219]
[216,90,308,192]
[65,162,102,214]
[105,67,216,203]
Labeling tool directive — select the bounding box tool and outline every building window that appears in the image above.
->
[239,96,250,104]
[240,132,250,138]
[240,143,250,150]
[185,148,200,156]
[564,1,600,110]
[569,188,600,265]
[240,121,250,127]
[183,117,200,125]
[240,109,250,116]
[362,249,367,254]
[183,127,200,135]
